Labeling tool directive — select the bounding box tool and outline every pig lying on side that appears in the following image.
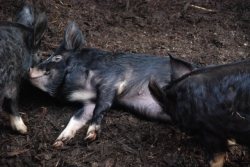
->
[149,53,250,167]
[29,21,200,147]
[0,3,48,134]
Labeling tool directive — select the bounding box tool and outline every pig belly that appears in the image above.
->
[118,95,171,122]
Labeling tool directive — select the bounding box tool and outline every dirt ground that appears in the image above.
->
[0,0,250,166]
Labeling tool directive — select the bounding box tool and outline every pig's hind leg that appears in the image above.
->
[53,103,95,147]
[4,85,27,134]
[201,132,228,167]
[119,95,172,123]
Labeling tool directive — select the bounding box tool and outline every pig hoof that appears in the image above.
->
[85,124,100,141]
[55,129,76,143]
[53,141,64,147]
[84,131,97,141]
[18,125,28,134]
[10,115,28,134]
[228,139,236,146]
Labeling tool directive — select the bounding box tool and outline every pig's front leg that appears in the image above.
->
[4,86,27,134]
[85,89,116,140]
[53,103,95,147]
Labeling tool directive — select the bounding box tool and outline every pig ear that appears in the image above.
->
[168,52,199,80]
[63,21,84,51]
[149,76,166,107]
[33,12,48,46]
[13,2,34,27]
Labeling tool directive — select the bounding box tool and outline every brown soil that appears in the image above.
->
[0,0,250,166]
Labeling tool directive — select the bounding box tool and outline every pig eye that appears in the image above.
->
[45,71,51,75]
[52,55,63,62]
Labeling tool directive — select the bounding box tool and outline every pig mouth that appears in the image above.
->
[29,76,43,79]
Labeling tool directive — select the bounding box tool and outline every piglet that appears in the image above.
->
[149,53,250,167]
[0,3,48,134]
[29,21,200,147]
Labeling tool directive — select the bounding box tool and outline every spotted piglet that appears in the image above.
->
[29,21,200,147]
[0,3,48,134]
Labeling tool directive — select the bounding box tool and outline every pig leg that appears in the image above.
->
[85,89,116,140]
[202,133,228,167]
[209,153,226,167]
[119,97,172,122]
[53,103,95,147]
[4,87,27,134]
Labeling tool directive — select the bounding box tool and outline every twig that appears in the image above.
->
[55,159,60,167]
[6,149,29,157]
[59,0,64,5]
[190,5,218,12]
[151,133,159,147]
[236,111,245,119]
[39,107,48,126]
[51,14,60,24]
[231,111,245,119]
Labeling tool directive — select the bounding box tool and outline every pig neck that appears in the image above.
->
[53,68,68,99]
[164,88,176,117]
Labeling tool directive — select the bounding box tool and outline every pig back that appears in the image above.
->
[0,24,32,86]
[165,62,250,140]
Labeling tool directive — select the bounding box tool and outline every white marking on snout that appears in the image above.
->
[10,115,27,134]
[116,81,127,95]
[69,91,96,102]
[29,72,49,92]
[29,68,45,78]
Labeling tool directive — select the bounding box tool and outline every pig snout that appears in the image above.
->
[29,68,34,78]
[29,68,44,78]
